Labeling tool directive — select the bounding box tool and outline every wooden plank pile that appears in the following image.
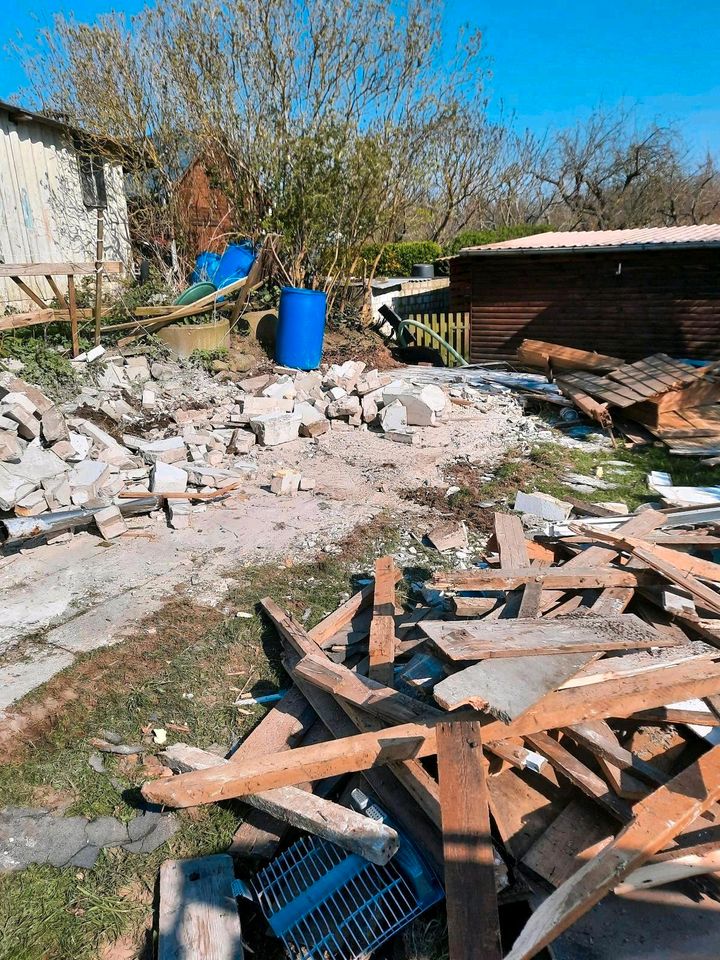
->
[517,338,720,456]
[144,507,720,959]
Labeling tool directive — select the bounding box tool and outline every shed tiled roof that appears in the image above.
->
[461,225,720,255]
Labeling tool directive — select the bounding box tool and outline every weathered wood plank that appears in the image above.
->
[368,556,398,686]
[432,567,661,591]
[506,743,720,960]
[433,651,597,721]
[0,261,123,277]
[437,721,502,960]
[421,615,673,661]
[158,855,243,960]
[162,743,399,864]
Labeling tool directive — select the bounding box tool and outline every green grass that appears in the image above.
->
[0,517,401,960]
[471,440,716,513]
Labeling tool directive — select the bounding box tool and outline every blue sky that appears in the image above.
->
[3,0,719,157]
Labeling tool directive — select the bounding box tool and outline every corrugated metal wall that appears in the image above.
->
[450,249,720,363]
[0,108,131,309]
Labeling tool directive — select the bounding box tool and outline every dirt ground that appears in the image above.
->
[0,391,535,718]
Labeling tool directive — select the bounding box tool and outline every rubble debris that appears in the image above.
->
[426,519,468,552]
[514,489,573,523]
[136,499,720,960]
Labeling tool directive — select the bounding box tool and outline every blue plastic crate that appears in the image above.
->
[249,821,443,960]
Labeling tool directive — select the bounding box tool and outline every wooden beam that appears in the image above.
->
[67,274,80,358]
[10,276,49,310]
[368,556,398,686]
[432,651,597,720]
[437,720,502,960]
[158,854,243,960]
[0,261,122,277]
[505,743,720,960]
[162,743,399,865]
[432,567,661,591]
[142,721,437,808]
[45,275,68,311]
[523,732,633,822]
[564,721,666,786]
[0,309,54,332]
[307,572,400,648]
[421,615,674,661]
[478,653,720,742]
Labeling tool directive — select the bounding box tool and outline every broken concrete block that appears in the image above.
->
[238,373,273,394]
[227,429,256,455]
[140,436,187,465]
[378,399,407,433]
[299,477,316,492]
[323,360,365,391]
[94,505,127,540]
[326,395,361,419]
[326,386,347,402]
[4,443,69,485]
[167,499,193,530]
[355,370,383,395]
[270,471,302,495]
[75,420,120,452]
[124,355,151,383]
[514,490,573,523]
[0,466,35,510]
[361,395,378,423]
[97,363,127,390]
[262,377,296,400]
[141,388,156,408]
[0,414,18,433]
[385,429,416,445]
[249,411,302,447]
[239,396,295,419]
[152,460,189,493]
[396,393,436,426]
[150,361,177,380]
[42,477,72,508]
[1,402,40,440]
[15,488,48,516]
[40,406,69,444]
[68,459,111,490]
[0,377,53,413]
[295,401,329,438]
[1,391,37,416]
[0,431,22,462]
[426,520,468,552]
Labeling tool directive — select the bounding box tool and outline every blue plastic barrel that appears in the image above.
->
[275,287,327,370]
[214,241,255,288]
[190,251,221,284]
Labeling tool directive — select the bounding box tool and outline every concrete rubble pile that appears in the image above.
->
[0,354,476,545]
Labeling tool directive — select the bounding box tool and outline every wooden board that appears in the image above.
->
[506,743,720,960]
[488,768,567,861]
[421,615,673,661]
[142,720,437,808]
[158,855,243,960]
[0,309,54,331]
[433,651,597,721]
[494,513,530,568]
[516,339,624,373]
[368,556,398,687]
[522,797,615,887]
[0,261,123,277]
[437,720,502,960]
[162,743,399,864]
[432,566,661,591]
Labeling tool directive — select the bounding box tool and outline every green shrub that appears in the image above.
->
[445,224,554,255]
[0,336,80,401]
[361,241,443,277]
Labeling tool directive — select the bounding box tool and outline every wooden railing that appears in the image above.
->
[405,312,470,366]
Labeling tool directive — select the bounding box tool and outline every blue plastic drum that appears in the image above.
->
[275,287,327,370]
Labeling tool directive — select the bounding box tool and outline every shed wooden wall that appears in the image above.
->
[450,248,720,363]
[0,109,131,309]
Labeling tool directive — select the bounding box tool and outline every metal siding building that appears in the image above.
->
[0,101,131,308]
[449,226,720,363]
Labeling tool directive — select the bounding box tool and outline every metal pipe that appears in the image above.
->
[0,497,160,545]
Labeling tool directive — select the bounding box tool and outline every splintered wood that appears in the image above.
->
[145,519,720,960]
[518,339,720,455]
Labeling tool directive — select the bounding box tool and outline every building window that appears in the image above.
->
[77,150,107,209]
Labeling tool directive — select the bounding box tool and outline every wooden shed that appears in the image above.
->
[449,226,720,363]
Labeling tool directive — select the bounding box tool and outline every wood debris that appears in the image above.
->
[143,505,720,959]
[518,338,720,456]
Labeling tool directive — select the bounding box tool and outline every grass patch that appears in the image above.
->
[0,516,400,960]
[404,438,716,530]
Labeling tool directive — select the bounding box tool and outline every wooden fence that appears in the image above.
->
[405,312,470,366]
